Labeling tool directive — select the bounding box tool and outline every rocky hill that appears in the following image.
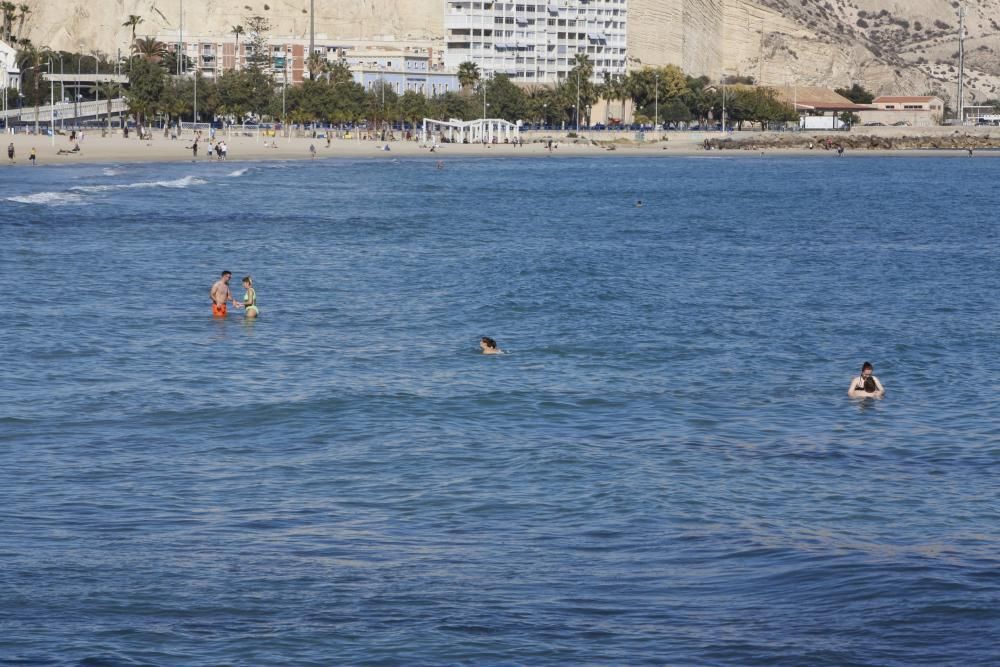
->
[17,0,1000,105]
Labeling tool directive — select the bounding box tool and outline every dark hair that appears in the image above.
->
[221,270,232,277]
[861,361,873,372]
[481,336,497,349]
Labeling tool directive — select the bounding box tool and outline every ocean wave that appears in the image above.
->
[227,168,250,178]
[101,167,125,176]
[6,191,85,206]
[71,175,208,193]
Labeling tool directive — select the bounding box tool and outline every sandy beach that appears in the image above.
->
[3,128,996,166]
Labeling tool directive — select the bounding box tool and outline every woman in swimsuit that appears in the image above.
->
[237,276,259,318]
[848,361,884,398]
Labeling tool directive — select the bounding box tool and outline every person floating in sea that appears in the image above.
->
[7,142,13,164]
[635,200,643,208]
[480,336,502,355]
[234,276,259,318]
[848,361,885,399]
[209,270,238,318]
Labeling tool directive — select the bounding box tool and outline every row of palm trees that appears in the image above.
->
[1,2,30,45]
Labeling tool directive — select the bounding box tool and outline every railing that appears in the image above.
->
[2,97,128,122]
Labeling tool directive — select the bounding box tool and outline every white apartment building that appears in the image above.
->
[444,0,627,83]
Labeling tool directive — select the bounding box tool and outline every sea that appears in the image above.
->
[1,155,998,666]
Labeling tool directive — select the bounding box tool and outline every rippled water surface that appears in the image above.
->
[1,156,998,665]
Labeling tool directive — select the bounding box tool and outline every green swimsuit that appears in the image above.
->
[243,288,259,316]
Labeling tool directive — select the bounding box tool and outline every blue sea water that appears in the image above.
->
[1,155,998,666]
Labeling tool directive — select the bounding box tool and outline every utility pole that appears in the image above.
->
[957,3,966,124]
[309,0,315,74]
[721,72,726,132]
[178,0,184,77]
[654,69,659,137]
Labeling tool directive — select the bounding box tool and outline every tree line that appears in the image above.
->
[11,22,799,131]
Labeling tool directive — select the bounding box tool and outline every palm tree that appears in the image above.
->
[122,15,143,44]
[14,3,28,41]
[90,81,119,134]
[132,36,167,63]
[457,61,480,92]
[231,24,244,70]
[17,43,49,136]
[1,2,15,42]
[306,51,327,81]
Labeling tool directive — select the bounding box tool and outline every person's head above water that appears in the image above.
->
[480,337,499,353]
[861,361,874,377]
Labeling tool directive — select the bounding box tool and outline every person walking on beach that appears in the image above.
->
[848,361,885,399]
[192,140,199,159]
[309,143,316,158]
[7,142,13,164]
[220,141,228,160]
[29,147,36,166]
[210,271,237,317]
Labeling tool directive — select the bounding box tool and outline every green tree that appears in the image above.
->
[626,65,687,122]
[457,61,480,92]
[126,57,165,126]
[16,43,49,134]
[243,16,272,72]
[428,90,476,121]
[834,83,875,104]
[216,67,275,122]
[838,111,861,128]
[484,73,527,122]
[564,53,595,125]
[366,80,399,129]
[398,89,428,127]
[525,85,559,126]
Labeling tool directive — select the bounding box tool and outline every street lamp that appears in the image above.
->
[575,68,581,132]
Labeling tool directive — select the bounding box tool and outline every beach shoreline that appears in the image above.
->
[4,130,1000,167]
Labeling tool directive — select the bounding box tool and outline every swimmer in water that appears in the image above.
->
[635,200,643,208]
[848,361,885,398]
[480,336,501,355]
[235,275,259,318]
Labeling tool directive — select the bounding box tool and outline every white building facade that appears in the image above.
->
[444,0,627,83]
[1,39,20,91]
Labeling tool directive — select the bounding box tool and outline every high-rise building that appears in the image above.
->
[443,0,627,83]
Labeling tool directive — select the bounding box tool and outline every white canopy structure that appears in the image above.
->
[421,117,520,145]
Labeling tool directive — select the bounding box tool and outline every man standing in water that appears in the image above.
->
[210,271,236,317]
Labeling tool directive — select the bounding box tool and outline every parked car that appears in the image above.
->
[892,121,911,127]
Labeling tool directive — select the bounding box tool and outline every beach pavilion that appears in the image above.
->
[421,117,520,144]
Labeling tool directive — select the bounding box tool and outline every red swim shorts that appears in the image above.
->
[212,303,227,317]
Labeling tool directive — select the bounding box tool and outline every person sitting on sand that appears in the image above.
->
[234,276,259,318]
[848,361,885,399]
[480,337,501,355]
